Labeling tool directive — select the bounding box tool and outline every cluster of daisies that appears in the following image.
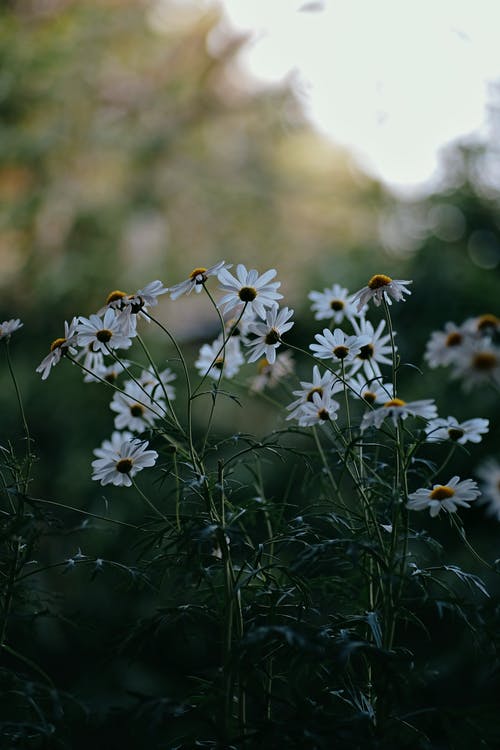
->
[425,313,500,391]
[3,263,498,519]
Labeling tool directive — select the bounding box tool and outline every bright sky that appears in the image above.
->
[211,0,500,194]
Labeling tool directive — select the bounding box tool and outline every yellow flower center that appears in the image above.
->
[333,345,349,359]
[430,485,455,501]
[448,427,464,441]
[106,290,127,305]
[215,358,224,370]
[476,313,499,331]
[384,398,406,408]
[265,328,280,345]
[445,331,462,347]
[96,329,113,343]
[189,267,208,284]
[239,286,257,302]
[257,358,270,373]
[318,408,330,421]
[330,299,344,311]
[50,337,67,352]
[116,458,133,474]
[307,386,323,403]
[130,403,144,417]
[363,390,377,404]
[368,274,392,290]
[105,372,117,383]
[473,352,497,371]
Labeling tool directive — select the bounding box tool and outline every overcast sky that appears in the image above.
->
[213,0,500,194]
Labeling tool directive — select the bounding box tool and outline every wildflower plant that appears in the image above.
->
[3,264,500,748]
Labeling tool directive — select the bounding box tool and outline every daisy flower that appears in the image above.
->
[291,389,340,427]
[76,308,132,354]
[217,264,283,319]
[93,430,135,458]
[361,398,437,430]
[249,351,294,393]
[309,328,369,364]
[110,380,165,432]
[407,476,480,517]
[476,459,500,521]
[451,341,500,391]
[351,318,394,377]
[424,322,469,368]
[91,436,158,487]
[194,335,244,380]
[347,373,393,405]
[463,313,500,337]
[36,318,79,380]
[168,261,231,300]
[308,284,359,323]
[138,366,176,401]
[245,306,294,364]
[286,365,343,421]
[352,274,412,311]
[0,319,23,341]
[425,416,489,445]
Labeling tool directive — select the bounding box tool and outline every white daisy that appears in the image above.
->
[463,313,500,337]
[308,284,359,323]
[407,476,480,517]
[347,372,393,405]
[286,365,343,421]
[194,335,244,380]
[451,341,500,391]
[138,366,176,401]
[425,416,489,445]
[476,459,500,521]
[91,436,158,487]
[352,274,412,311]
[76,308,132,354]
[36,318,79,380]
[291,389,340,427]
[249,351,294,393]
[128,280,168,311]
[245,306,294,364]
[110,380,165,432]
[309,328,369,364]
[0,319,23,340]
[217,264,283,319]
[351,318,394,377]
[168,261,231,300]
[361,398,437,430]
[424,322,469,368]
[93,430,135,458]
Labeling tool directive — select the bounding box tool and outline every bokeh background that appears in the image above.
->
[2,1,500,746]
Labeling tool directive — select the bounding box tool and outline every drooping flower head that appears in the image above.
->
[36,318,79,380]
[361,397,437,430]
[352,274,412,311]
[168,261,231,300]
